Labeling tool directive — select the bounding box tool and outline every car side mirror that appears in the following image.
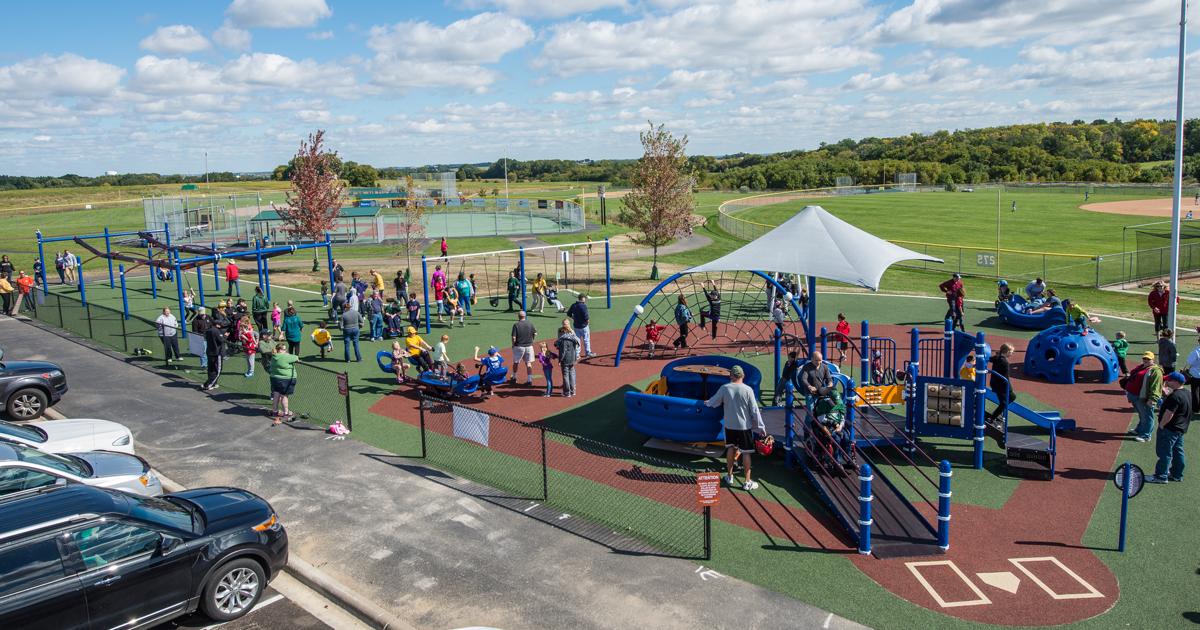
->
[158,534,183,556]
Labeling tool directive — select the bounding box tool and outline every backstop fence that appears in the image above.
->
[417,395,711,559]
[144,195,586,245]
[28,291,352,430]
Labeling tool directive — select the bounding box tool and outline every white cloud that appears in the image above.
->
[32,135,52,142]
[213,22,252,51]
[0,54,125,97]
[222,53,355,89]
[307,30,334,40]
[225,0,332,28]
[366,13,532,90]
[538,1,879,76]
[869,0,1180,48]
[458,0,626,18]
[139,25,211,54]
[368,13,533,63]
[132,56,223,94]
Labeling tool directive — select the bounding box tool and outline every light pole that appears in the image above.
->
[1168,0,1188,332]
[996,186,1001,278]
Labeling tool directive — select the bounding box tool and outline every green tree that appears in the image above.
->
[619,122,695,279]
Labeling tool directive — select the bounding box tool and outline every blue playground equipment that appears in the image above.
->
[1023,324,1120,385]
[415,371,480,398]
[624,356,761,443]
[996,295,1066,330]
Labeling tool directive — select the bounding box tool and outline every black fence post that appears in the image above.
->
[342,371,353,431]
[703,505,712,560]
[540,426,549,501]
[85,305,93,339]
[418,394,427,458]
[56,294,63,327]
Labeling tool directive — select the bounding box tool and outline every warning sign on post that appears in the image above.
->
[337,373,349,397]
[696,472,721,506]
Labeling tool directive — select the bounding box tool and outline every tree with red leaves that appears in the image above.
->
[279,130,344,269]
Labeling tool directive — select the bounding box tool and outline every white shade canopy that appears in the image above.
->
[687,205,942,290]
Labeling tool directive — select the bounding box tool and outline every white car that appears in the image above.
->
[0,418,134,454]
[0,439,162,497]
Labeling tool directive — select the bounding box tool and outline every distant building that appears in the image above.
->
[104,170,118,176]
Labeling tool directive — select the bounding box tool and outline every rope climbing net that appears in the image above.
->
[621,271,809,362]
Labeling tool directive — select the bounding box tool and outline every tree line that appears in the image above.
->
[10,118,1200,193]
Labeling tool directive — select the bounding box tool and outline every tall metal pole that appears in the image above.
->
[1168,0,1189,332]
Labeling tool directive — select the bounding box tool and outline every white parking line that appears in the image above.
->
[199,593,284,629]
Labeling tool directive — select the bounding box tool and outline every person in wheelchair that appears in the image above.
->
[808,395,856,473]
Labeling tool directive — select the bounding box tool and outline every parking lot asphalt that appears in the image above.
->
[1,315,862,630]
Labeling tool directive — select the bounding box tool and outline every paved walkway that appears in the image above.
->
[1,316,861,630]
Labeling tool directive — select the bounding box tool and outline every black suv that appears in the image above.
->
[0,483,288,629]
[0,354,67,420]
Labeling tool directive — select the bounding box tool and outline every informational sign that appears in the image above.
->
[976,253,996,268]
[496,198,509,207]
[598,185,606,199]
[1113,463,1145,498]
[517,199,530,208]
[696,472,721,506]
[537,199,549,209]
[472,198,486,207]
[337,373,349,397]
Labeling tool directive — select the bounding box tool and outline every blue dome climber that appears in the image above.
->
[1023,324,1119,385]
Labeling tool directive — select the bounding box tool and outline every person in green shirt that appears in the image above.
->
[1113,331,1129,376]
[251,286,271,334]
[267,342,299,425]
[282,307,304,355]
[506,270,520,312]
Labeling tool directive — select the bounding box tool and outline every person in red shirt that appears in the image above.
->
[225,260,241,297]
[13,271,34,317]
[1148,281,1171,333]
[440,237,448,258]
[834,312,851,366]
[938,273,965,332]
[644,319,666,358]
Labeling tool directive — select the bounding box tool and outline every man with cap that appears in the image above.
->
[1148,281,1171,333]
[1148,371,1191,483]
[1125,351,1163,442]
[938,273,965,332]
[705,365,767,490]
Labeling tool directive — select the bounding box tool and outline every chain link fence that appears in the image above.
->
[29,291,352,429]
[418,395,711,559]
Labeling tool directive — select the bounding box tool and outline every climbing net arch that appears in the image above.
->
[614,270,812,365]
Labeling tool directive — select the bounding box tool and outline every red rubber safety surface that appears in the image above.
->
[371,324,1122,626]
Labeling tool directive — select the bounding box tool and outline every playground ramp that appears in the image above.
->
[802,450,941,559]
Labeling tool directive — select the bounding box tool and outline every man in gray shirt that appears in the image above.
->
[340,303,361,362]
[705,365,766,490]
[511,310,537,385]
[800,350,833,398]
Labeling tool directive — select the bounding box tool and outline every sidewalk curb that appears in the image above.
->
[154,471,417,630]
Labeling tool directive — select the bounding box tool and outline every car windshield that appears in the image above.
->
[130,495,201,535]
[0,421,47,443]
[0,442,92,477]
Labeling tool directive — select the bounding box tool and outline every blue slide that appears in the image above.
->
[986,390,1076,431]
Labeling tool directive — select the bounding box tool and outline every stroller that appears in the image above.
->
[805,395,856,474]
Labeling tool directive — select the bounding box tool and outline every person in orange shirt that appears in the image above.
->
[12,271,34,317]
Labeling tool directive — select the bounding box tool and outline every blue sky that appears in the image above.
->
[0,0,1197,175]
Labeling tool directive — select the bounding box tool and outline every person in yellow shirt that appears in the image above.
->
[311,326,333,358]
[405,326,435,372]
[0,274,12,316]
[370,269,385,293]
[960,352,977,381]
[531,273,548,312]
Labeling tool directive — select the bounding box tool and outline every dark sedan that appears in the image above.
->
[0,483,288,629]
[0,356,67,420]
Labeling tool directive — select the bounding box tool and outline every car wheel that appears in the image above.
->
[6,388,47,421]
[200,558,265,622]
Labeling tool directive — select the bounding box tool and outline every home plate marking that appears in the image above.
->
[977,572,1020,594]
[1009,557,1104,600]
[906,560,991,608]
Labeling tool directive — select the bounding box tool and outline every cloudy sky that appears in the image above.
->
[0,0,1196,175]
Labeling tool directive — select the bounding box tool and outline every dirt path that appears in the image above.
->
[1081,196,1198,217]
